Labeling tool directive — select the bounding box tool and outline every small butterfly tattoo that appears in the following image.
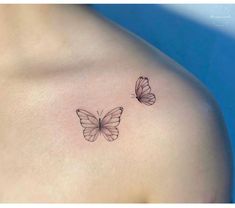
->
[76,107,124,142]
[132,76,156,106]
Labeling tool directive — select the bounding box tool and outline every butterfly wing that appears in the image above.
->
[135,76,151,99]
[139,93,156,106]
[135,76,156,106]
[76,109,100,142]
[101,107,123,142]
[102,128,119,142]
[135,76,144,95]
[83,127,99,142]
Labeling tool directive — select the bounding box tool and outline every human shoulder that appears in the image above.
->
[129,54,233,202]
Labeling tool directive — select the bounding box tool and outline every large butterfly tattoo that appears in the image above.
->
[134,76,156,106]
[76,107,124,142]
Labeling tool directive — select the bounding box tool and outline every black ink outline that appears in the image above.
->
[133,76,156,106]
[76,107,124,142]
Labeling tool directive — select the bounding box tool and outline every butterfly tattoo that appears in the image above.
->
[76,107,124,142]
[133,76,156,106]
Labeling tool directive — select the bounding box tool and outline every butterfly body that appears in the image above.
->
[136,95,142,102]
[76,107,123,142]
[98,118,102,131]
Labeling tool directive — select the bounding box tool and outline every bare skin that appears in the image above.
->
[0,5,232,203]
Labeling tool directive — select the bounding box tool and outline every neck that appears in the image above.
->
[0,5,101,76]
[0,5,62,52]
[0,5,89,48]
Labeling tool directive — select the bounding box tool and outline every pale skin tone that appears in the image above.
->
[0,5,232,202]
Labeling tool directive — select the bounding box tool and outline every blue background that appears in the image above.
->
[91,4,235,202]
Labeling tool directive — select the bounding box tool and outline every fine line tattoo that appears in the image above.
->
[76,107,124,142]
[132,76,156,106]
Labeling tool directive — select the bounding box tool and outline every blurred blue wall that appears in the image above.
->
[91,4,235,202]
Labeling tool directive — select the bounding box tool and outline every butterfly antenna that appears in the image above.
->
[100,110,104,117]
[131,93,136,98]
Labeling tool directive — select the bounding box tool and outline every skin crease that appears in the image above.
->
[0,5,232,202]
